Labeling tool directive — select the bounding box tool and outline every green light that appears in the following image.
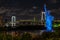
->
[53,24,58,27]
[58,24,60,26]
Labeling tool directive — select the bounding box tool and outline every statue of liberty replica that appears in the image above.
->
[44,4,54,32]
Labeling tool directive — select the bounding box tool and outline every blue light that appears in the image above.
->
[44,4,54,32]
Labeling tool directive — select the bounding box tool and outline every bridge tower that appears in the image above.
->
[11,16,16,27]
[41,12,46,25]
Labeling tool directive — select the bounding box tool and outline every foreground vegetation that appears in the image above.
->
[0,30,60,40]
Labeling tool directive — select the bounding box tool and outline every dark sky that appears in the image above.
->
[0,0,59,20]
[0,0,46,8]
[0,0,58,10]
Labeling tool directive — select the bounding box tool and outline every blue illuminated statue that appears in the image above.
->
[44,4,54,32]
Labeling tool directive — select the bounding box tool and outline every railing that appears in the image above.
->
[4,19,60,27]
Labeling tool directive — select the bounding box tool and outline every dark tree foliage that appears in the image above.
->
[20,32,32,40]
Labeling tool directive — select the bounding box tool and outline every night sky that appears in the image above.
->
[0,0,58,10]
[0,0,47,8]
[0,0,59,20]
